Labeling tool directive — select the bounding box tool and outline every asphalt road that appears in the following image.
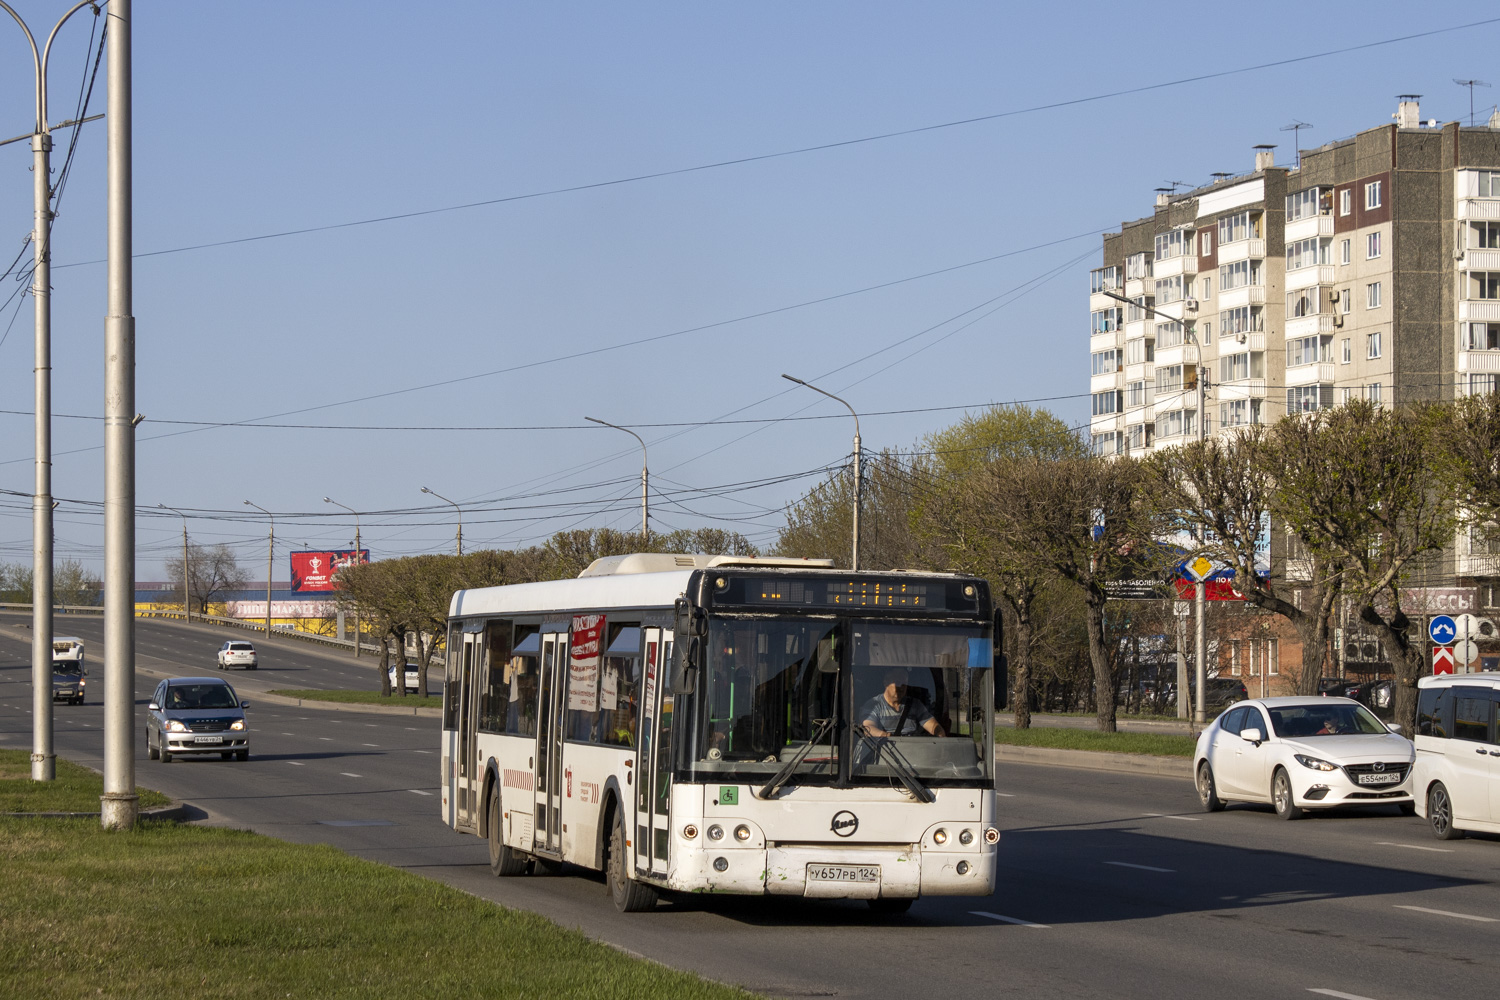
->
[1,616,1496,1000]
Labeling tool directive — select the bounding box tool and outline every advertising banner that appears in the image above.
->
[568,614,604,712]
[290,549,370,592]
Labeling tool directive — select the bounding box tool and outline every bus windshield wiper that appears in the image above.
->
[757,717,834,800]
[858,734,936,803]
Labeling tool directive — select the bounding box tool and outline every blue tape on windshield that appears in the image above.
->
[968,637,993,667]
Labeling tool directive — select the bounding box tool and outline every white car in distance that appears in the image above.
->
[216,640,258,670]
[1195,697,1415,819]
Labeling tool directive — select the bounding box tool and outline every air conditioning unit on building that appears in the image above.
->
[1183,298,1199,313]
[1329,290,1340,303]
[1333,315,1343,328]
[1236,330,1247,344]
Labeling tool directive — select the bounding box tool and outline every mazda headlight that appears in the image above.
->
[166,720,188,733]
[1294,754,1337,771]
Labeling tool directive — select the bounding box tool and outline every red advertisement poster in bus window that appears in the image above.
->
[568,614,604,712]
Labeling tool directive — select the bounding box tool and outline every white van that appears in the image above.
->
[1412,674,1500,840]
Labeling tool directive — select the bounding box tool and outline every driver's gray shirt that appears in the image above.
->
[860,693,932,735]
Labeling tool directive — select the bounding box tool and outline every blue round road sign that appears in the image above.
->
[1429,615,1457,644]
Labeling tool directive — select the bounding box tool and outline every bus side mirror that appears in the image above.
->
[672,637,698,695]
[674,598,706,638]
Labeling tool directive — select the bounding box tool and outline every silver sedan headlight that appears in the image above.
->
[1294,754,1337,771]
[165,720,188,733]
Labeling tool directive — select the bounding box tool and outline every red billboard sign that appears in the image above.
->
[1173,578,1246,601]
[290,549,369,592]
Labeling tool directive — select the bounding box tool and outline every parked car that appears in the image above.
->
[217,640,258,670]
[147,677,249,762]
[388,662,421,693]
[1194,696,1414,819]
[51,660,87,704]
[1412,674,1500,840]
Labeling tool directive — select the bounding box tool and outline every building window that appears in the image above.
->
[1340,288,1352,314]
[1155,322,1185,349]
[1220,352,1250,382]
[1268,639,1279,676]
[1125,423,1152,451]
[1202,321,1214,342]
[1125,253,1152,281]
[1367,231,1382,259]
[1286,237,1330,271]
[1470,223,1500,249]
[1288,287,1324,318]
[1091,349,1120,375]
[1287,385,1330,413]
[1365,180,1382,209]
[1341,239,1351,265]
[1125,380,1153,408]
[1091,308,1122,335]
[1201,276,1213,298]
[1091,390,1122,416]
[1154,230,1190,261]
[1367,331,1382,359]
[1090,266,1121,293]
[1091,431,1122,456]
[1366,282,1382,309]
[1470,374,1500,395]
[1339,189,1352,216]
[1156,408,1195,438]
[1463,322,1500,350]
[1473,273,1500,300]
[1367,383,1382,404]
[1341,386,1353,404]
[1154,275,1184,304]
[1124,337,1153,365]
[1155,364,1187,394]
[1286,187,1330,222]
[1287,335,1328,368]
[1126,296,1153,322]
[1201,231,1213,256]
[1478,171,1500,198]
[1341,338,1351,364]
[1216,211,1260,245]
[1220,399,1262,427]
[1219,305,1262,337]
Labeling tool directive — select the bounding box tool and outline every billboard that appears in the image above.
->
[290,549,369,592]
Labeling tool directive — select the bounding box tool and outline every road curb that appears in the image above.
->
[996,743,1193,779]
[3,801,191,821]
[253,689,442,718]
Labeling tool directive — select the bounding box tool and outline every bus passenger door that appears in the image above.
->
[455,629,484,831]
[637,628,675,876]
[534,632,567,855]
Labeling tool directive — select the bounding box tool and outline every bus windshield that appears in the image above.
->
[690,616,992,787]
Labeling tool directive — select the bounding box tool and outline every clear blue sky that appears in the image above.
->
[0,2,1493,577]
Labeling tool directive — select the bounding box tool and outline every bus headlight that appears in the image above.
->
[734,824,751,842]
[713,857,728,872]
[956,861,971,875]
[933,828,948,845]
[682,824,698,840]
[707,824,724,841]
[958,829,974,845]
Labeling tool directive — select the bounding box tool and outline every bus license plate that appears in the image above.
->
[194,736,223,745]
[1357,772,1399,785]
[807,864,878,883]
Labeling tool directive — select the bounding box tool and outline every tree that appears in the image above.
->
[776,449,934,569]
[165,544,249,614]
[1154,428,1343,696]
[977,454,1163,732]
[1271,401,1458,734]
[0,560,101,606]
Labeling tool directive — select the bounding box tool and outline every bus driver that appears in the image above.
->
[861,668,945,739]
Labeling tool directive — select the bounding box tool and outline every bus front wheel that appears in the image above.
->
[488,786,531,876]
[608,812,658,912]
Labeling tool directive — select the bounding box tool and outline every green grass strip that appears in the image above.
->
[0,748,170,813]
[996,726,1195,758]
[269,689,442,708]
[0,817,755,1000]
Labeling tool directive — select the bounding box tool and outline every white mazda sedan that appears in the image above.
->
[1194,697,1415,820]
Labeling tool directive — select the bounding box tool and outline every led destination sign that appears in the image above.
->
[716,576,979,613]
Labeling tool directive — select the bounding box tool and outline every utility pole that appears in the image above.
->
[1,0,102,783]
[420,487,462,556]
[158,504,189,621]
[244,501,274,635]
[782,375,861,570]
[101,0,137,830]
[323,496,361,657]
[585,417,649,541]
[1194,363,1211,727]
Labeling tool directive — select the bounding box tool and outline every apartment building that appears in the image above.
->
[1089,97,1500,458]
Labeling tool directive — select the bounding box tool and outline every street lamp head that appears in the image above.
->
[420,487,432,495]
[781,374,806,386]
[322,496,332,504]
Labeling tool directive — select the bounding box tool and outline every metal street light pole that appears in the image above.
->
[158,504,189,622]
[244,501,274,635]
[782,375,861,570]
[421,487,462,556]
[585,416,649,541]
[101,0,136,831]
[324,497,361,658]
[0,0,103,783]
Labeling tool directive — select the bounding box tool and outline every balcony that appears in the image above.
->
[1217,285,1266,310]
[1125,405,1154,425]
[1217,378,1266,400]
[1090,330,1122,352]
[1089,292,1125,311]
[1461,249,1500,271]
[1285,215,1335,241]
[1124,278,1150,298]
[1285,264,1336,291]
[1286,313,1336,338]
[1153,254,1199,279]
[1154,343,1199,367]
[1458,552,1500,576]
[1091,371,1122,393]
[1458,300,1500,322]
[1217,238,1265,265]
[1286,362,1335,386]
[1089,413,1122,431]
[1125,362,1150,383]
[1456,198,1500,221]
[1458,350,1500,373]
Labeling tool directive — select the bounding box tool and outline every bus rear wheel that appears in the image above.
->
[488,786,531,876]
[608,812,658,912]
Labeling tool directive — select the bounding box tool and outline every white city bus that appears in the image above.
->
[440,553,1002,913]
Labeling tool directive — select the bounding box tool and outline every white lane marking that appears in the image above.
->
[362,743,379,747]
[282,732,296,736]
[1394,904,1498,923]
[1105,861,1175,873]
[1145,812,1201,822]
[1309,990,1382,1000]
[319,737,333,741]
[408,789,433,796]
[340,772,362,778]
[1376,842,1452,854]
[287,761,304,766]
[995,792,1016,798]
[413,749,432,754]
[971,911,1049,928]
[405,727,418,731]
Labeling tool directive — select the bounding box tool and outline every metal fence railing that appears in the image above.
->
[0,603,380,655]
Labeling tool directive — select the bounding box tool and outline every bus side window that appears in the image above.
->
[507,627,541,738]
[479,619,513,734]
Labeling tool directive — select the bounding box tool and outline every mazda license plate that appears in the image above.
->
[1357,771,1399,785]
[807,864,878,883]
[194,736,223,745]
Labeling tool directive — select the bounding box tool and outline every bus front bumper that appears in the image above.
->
[670,843,996,899]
